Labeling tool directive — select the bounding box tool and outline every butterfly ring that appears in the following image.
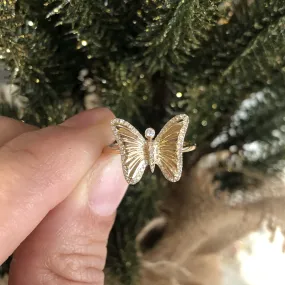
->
[106,114,196,185]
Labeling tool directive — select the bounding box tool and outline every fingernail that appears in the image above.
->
[89,155,128,216]
[62,108,114,128]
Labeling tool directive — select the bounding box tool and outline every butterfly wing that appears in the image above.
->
[111,118,147,185]
[154,114,189,182]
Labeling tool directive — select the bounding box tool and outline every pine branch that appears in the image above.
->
[46,0,141,59]
[136,0,222,73]
[177,0,285,85]
[180,12,285,163]
[0,0,89,125]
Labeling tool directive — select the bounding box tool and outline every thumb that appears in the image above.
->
[9,153,127,285]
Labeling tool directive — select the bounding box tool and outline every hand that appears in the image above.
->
[0,108,128,285]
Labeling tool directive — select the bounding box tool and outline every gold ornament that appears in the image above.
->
[109,114,196,185]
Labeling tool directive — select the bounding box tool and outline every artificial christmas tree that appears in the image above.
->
[1,0,285,284]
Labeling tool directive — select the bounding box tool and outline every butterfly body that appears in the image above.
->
[144,129,156,173]
[111,114,189,185]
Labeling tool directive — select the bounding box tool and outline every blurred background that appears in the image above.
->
[1,0,285,284]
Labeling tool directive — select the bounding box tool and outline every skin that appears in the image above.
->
[0,108,128,285]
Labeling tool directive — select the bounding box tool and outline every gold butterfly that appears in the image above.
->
[111,114,193,185]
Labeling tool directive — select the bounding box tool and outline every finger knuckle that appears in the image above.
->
[0,139,43,189]
[1,131,42,165]
[41,269,104,285]
[45,247,105,284]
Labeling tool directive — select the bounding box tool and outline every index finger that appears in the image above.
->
[0,108,115,264]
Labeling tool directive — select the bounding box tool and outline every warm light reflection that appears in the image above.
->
[223,226,285,285]
[237,227,285,285]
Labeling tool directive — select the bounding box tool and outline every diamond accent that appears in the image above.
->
[145,128,156,139]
